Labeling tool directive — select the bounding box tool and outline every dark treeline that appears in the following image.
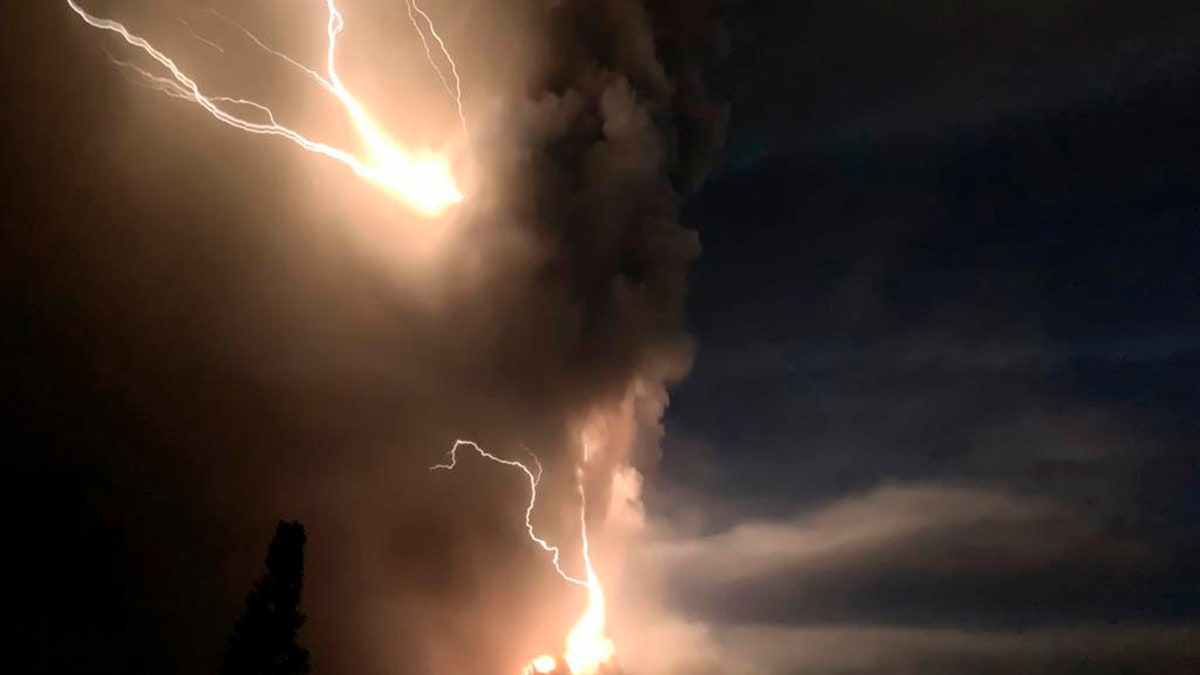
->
[221,521,311,675]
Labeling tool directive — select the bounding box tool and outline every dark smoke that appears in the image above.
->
[4,1,729,675]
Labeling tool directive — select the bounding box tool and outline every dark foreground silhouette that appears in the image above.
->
[221,521,311,675]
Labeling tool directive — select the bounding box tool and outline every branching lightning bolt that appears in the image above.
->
[205,8,337,94]
[564,442,614,675]
[209,3,466,137]
[178,18,225,54]
[66,0,462,216]
[403,0,468,137]
[431,440,588,587]
[432,438,615,675]
[104,53,282,125]
[403,1,453,98]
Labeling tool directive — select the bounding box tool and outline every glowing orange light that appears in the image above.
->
[562,443,615,675]
[67,0,464,216]
[530,655,558,674]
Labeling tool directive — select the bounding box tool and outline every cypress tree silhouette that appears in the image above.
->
[220,521,311,675]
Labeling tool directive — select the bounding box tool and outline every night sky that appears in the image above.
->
[4,1,1199,675]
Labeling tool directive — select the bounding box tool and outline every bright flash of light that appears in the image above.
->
[432,439,616,675]
[563,464,615,675]
[67,0,463,216]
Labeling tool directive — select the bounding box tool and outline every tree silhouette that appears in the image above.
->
[220,521,311,675]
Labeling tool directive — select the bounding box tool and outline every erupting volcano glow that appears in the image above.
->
[66,0,464,216]
[433,439,616,675]
[562,450,615,675]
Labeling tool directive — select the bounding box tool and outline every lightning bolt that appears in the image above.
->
[208,3,467,138]
[431,438,615,675]
[431,440,589,587]
[66,0,462,216]
[403,0,468,137]
[564,441,614,675]
[178,18,225,54]
[205,8,337,94]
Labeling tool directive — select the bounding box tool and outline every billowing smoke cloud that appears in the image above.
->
[5,1,729,675]
[442,0,731,496]
[345,1,733,671]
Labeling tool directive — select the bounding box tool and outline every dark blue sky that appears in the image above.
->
[672,0,1199,507]
[650,1,1198,670]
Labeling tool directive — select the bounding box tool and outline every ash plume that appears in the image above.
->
[6,1,729,675]
[370,0,731,669]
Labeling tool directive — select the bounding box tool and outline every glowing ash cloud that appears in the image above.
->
[67,0,463,216]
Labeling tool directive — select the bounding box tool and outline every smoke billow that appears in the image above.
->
[8,1,728,674]
[349,0,733,671]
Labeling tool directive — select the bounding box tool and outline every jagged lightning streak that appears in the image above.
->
[564,441,614,675]
[103,51,284,124]
[403,1,453,98]
[431,440,588,587]
[66,0,462,216]
[205,8,337,94]
[178,18,225,53]
[431,438,615,675]
[209,3,466,137]
[403,0,468,137]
